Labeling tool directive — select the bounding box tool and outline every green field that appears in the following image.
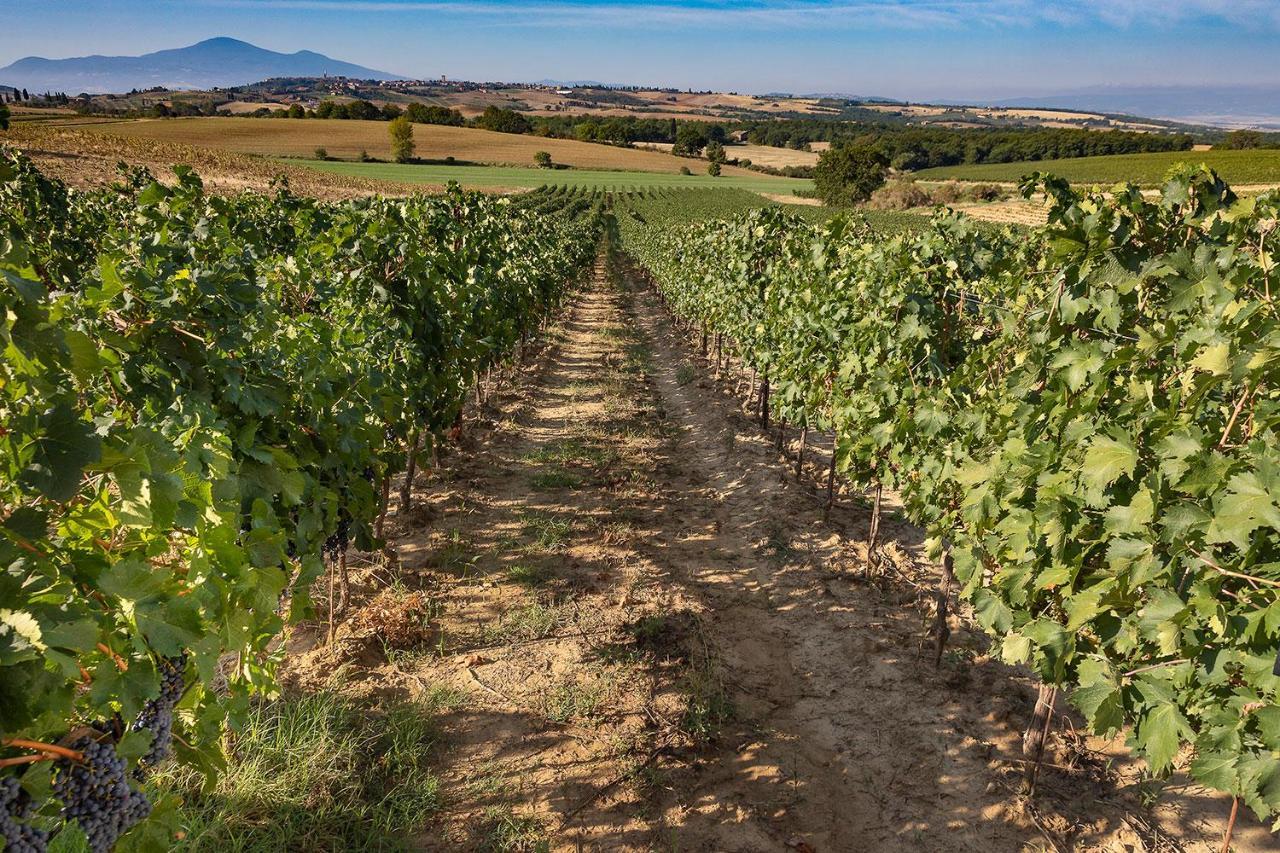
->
[297,158,814,194]
[914,148,1280,187]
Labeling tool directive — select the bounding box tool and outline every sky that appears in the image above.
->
[2,0,1277,100]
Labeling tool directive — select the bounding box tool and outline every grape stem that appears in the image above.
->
[0,754,51,768]
[96,643,129,671]
[1,737,85,762]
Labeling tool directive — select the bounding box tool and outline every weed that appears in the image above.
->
[542,678,608,723]
[484,602,560,643]
[675,363,696,386]
[681,666,733,745]
[529,469,583,490]
[434,529,476,575]
[520,511,573,551]
[505,563,550,586]
[478,806,549,853]
[148,693,447,852]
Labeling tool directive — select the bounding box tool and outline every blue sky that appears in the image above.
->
[2,1,1277,99]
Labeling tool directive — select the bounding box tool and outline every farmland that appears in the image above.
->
[74,116,769,177]
[915,147,1280,186]
[4,152,1274,852]
[3,82,1279,853]
[301,158,811,193]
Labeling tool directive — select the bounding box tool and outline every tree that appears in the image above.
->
[705,140,726,165]
[21,88,28,101]
[673,123,708,155]
[0,101,8,131]
[288,104,306,119]
[315,100,339,119]
[707,160,721,177]
[344,100,381,121]
[813,143,888,206]
[474,106,531,134]
[381,103,403,120]
[1224,129,1264,150]
[389,116,414,163]
[405,103,465,126]
[533,150,552,169]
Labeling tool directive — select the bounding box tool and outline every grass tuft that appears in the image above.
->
[149,692,454,852]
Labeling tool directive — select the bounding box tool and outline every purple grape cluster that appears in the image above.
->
[51,739,151,853]
[0,776,48,853]
[131,654,186,776]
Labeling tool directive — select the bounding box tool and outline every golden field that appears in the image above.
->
[77,117,765,177]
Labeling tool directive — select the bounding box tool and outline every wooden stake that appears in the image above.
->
[375,473,391,539]
[327,555,336,645]
[866,481,883,575]
[337,548,350,616]
[795,426,807,477]
[759,376,770,429]
[400,430,422,514]
[1024,684,1058,795]
[933,547,955,667]
[824,449,838,517]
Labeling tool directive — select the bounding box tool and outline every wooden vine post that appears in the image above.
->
[866,478,883,575]
[932,546,956,667]
[374,471,392,539]
[1023,684,1059,794]
[399,429,423,514]
[795,425,807,477]
[824,448,838,517]
[759,375,771,429]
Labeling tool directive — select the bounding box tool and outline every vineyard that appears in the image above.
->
[615,169,1280,839]
[0,155,598,851]
[1,146,1279,852]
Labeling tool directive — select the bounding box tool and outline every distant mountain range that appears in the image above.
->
[992,85,1280,129]
[0,37,400,94]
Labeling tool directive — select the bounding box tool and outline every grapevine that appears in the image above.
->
[0,150,599,849]
[616,167,1280,828]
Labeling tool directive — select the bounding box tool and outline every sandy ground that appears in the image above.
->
[279,250,1270,852]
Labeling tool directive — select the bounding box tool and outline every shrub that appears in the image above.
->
[868,179,931,210]
[679,166,692,176]
[707,161,721,177]
[534,150,552,169]
[314,147,328,161]
[968,182,1005,202]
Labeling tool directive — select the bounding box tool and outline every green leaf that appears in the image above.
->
[1205,472,1280,550]
[21,403,102,502]
[1137,702,1195,772]
[1071,682,1125,735]
[1082,434,1137,493]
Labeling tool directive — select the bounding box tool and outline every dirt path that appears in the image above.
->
[283,252,1267,852]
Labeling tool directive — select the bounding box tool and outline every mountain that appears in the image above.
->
[994,85,1280,129]
[0,37,401,94]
